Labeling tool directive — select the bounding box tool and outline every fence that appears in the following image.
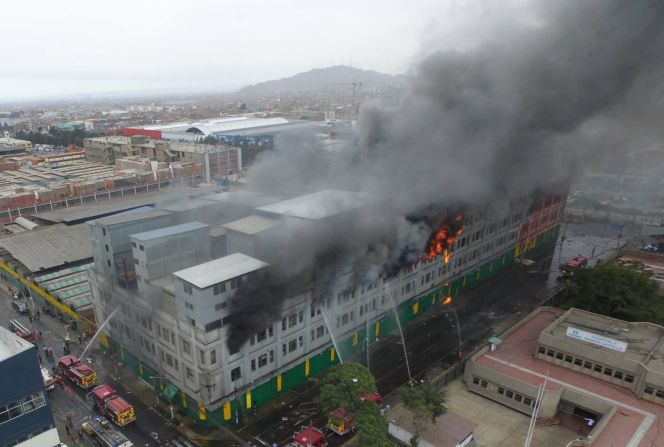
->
[0,174,206,224]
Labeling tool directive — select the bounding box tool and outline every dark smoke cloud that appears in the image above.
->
[228,0,664,349]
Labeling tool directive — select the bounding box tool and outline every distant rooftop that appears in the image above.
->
[203,191,282,208]
[95,209,171,227]
[0,223,92,272]
[0,325,33,363]
[223,215,279,235]
[142,116,290,137]
[256,189,377,220]
[131,221,209,242]
[173,253,268,289]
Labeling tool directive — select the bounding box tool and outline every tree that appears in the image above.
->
[399,381,447,446]
[562,262,661,323]
[319,363,391,445]
[319,362,377,415]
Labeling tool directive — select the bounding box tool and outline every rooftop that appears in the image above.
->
[0,325,33,363]
[473,307,664,447]
[387,406,475,447]
[95,209,171,227]
[256,189,377,220]
[173,253,268,289]
[223,215,279,235]
[203,190,282,208]
[130,221,209,242]
[0,223,92,272]
[143,116,290,137]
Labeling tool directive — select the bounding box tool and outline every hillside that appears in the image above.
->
[237,65,406,96]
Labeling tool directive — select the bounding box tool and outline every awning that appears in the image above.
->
[162,383,178,400]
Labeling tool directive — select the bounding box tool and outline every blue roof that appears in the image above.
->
[130,221,209,242]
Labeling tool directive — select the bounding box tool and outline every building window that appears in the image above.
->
[140,245,144,251]
[185,302,194,310]
[257,330,267,342]
[564,355,573,363]
[229,343,240,356]
[205,319,222,332]
[555,352,563,360]
[497,387,505,395]
[573,358,582,366]
[299,335,303,347]
[583,361,592,369]
[185,367,194,381]
[625,375,635,383]
[182,340,191,355]
[213,283,226,295]
[251,359,256,371]
[199,349,205,364]
[546,349,554,357]
[231,278,239,290]
[102,228,106,236]
[210,349,217,365]
[538,346,545,355]
[269,350,274,363]
[288,339,297,353]
[523,397,532,406]
[506,390,514,398]
[594,364,603,373]
[184,282,192,295]
[514,394,523,403]
[472,377,480,385]
[215,302,227,311]
[258,353,268,368]
[480,380,488,388]
[105,244,109,252]
[656,390,664,399]
[603,368,613,376]
[268,325,273,337]
[288,313,298,328]
[298,310,304,323]
[645,387,654,395]
[231,367,242,382]
[107,260,111,267]
[282,343,287,357]
[614,371,623,380]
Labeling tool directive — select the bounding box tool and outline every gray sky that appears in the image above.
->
[0,0,530,101]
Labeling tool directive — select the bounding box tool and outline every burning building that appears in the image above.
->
[88,187,566,426]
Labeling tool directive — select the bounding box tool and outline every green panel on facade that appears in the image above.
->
[252,376,279,408]
[284,362,307,389]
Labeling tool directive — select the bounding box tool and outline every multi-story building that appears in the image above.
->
[0,326,60,447]
[89,188,566,426]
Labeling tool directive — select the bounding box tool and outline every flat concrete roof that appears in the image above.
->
[223,214,279,235]
[173,253,267,289]
[94,209,171,227]
[203,191,282,208]
[388,405,475,447]
[474,308,664,447]
[256,189,376,220]
[32,186,218,224]
[0,325,33,363]
[130,221,209,242]
[0,223,92,272]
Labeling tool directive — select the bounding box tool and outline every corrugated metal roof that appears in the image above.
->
[203,191,282,207]
[173,253,267,289]
[131,221,209,241]
[0,223,92,272]
[256,189,376,220]
[223,215,279,235]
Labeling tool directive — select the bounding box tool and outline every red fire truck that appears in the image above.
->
[559,255,589,278]
[90,385,136,426]
[9,319,38,344]
[327,393,381,436]
[287,427,328,447]
[58,355,97,389]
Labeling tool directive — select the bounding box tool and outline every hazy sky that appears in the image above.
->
[0,0,530,101]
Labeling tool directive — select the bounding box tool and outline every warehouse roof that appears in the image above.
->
[95,209,171,226]
[256,189,376,220]
[223,215,279,235]
[131,221,209,242]
[0,223,92,272]
[173,253,267,289]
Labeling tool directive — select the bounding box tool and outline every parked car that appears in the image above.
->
[12,301,28,314]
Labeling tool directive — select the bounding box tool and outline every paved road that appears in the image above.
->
[0,286,186,447]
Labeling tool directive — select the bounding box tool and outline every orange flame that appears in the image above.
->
[425,218,464,263]
[442,295,453,305]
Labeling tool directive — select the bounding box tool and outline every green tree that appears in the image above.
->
[319,363,391,445]
[562,262,661,323]
[319,362,377,414]
[399,382,447,446]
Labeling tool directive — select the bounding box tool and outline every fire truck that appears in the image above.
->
[327,393,381,436]
[8,319,38,344]
[80,415,133,447]
[91,385,136,426]
[41,367,60,391]
[58,355,97,389]
[286,427,328,447]
[559,255,589,278]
